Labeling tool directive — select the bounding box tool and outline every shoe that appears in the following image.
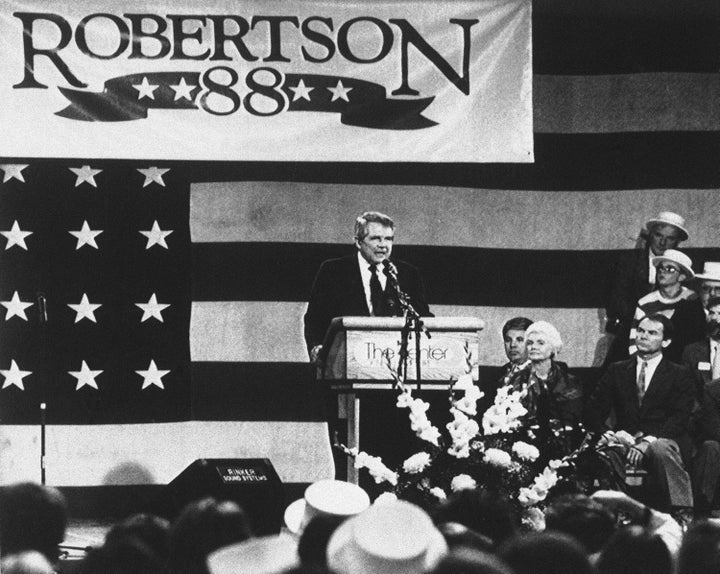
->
[671,507,694,531]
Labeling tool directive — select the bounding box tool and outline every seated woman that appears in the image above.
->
[504,321,584,450]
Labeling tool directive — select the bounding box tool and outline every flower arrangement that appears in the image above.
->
[338,346,587,529]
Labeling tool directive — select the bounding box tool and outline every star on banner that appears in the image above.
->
[328,80,352,102]
[0,164,28,183]
[68,360,102,390]
[133,76,159,100]
[136,360,169,389]
[69,220,103,250]
[170,77,196,101]
[69,165,102,188]
[137,167,169,188]
[68,293,101,323]
[140,221,173,249]
[1,291,33,321]
[1,220,32,250]
[1,360,31,390]
[136,293,170,322]
[290,79,314,102]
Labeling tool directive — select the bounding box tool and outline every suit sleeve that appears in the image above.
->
[659,366,695,439]
[699,384,720,443]
[401,263,433,317]
[682,344,706,402]
[584,367,615,433]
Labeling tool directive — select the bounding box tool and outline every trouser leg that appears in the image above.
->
[692,440,720,512]
[644,438,693,510]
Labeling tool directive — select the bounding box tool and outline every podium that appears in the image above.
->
[319,316,484,483]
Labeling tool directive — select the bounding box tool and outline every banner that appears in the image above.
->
[0,0,532,162]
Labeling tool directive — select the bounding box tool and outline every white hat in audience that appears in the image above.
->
[696,261,720,282]
[651,249,695,279]
[645,211,688,241]
[327,499,447,574]
[284,479,370,535]
[207,534,298,574]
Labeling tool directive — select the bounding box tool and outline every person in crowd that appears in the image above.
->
[0,551,54,574]
[435,522,494,553]
[431,489,519,548]
[304,210,432,363]
[504,321,584,439]
[628,249,705,363]
[677,519,720,574]
[605,210,688,363]
[75,535,164,574]
[689,365,720,517]
[585,314,695,523]
[695,261,720,311]
[479,317,534,417]
[104,512,170,566]
[683,296,720,398]
[595,525,672,574]
[0,482,67,565]
[498,531,595,574]
[166,497,253,574]
[428,546,515,574]
[544,493,616,556]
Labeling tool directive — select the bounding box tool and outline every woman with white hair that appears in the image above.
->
[504,321,584,433]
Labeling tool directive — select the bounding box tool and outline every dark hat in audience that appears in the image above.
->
[284,479,370,536]
[207,534,299,574]
[651,249,694,278]
[327,499,447,574]
[645,211,688,240]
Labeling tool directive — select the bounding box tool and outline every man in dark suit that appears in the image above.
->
[683,297,720,399]
[585,314,695,515]
[304,211,432,361]
[604,211,688,364]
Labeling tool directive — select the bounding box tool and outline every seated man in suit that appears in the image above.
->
[683,296,720,399]
[585,314,695,519]
[696,262,720,311]
[304,211,432,362]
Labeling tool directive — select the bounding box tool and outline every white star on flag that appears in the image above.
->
[290,79,314,102]
[0,164,28,183]
[136,360,170,389]
[1,291,33,321]
[140,221,173,249]
[68,293,102,323]
[136,293,170,322]
[69,220,103,250]
[133,76,159,100]
[170,77,196,101]
[69,165,102,188]
[328,80,352,102]
[1,360,31,390]
[137,167,170,188]
[68,360,102,390]
[1,220,32,250]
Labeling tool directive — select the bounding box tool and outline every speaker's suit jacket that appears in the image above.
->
[585,357,694,445]
[303,255,432,352]
[683,339,713,399]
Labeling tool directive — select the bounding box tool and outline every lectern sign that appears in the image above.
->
[347,330,478,380]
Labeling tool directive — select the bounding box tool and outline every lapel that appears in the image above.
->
[699,339,713,384]
[349,255,371,314]
[623,359,642,410]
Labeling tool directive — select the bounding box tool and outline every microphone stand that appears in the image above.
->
[385,263,431,392]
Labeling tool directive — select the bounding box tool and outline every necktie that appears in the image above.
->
[637,360,648,404]
[369,264,383,316]
[713,345,720,380]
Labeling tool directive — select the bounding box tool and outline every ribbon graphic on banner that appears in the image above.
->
[56,71,436,130]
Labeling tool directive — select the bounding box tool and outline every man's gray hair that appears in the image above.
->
[354,211,394,240]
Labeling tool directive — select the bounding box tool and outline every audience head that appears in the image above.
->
[706,296,720,340]
[436,522,494,552]
[677,519,720,574]
[327,499,447,574]
[208,534,299,574]
[544,493,616,554]
[651,249,694,291]
[645,211,687,256]
[525,321,563,361]
[596,525,671,574]
[76,535,164,574]
[0,551,54,574]
[636,314,673,359]
[166,497,253,574]
[0,482,67,562]
[429,546,515,574]
[104,512,170,566]
[498,531,595,574]
[432,489,518,547]
[697,262,720,308]
[502,317,533,365]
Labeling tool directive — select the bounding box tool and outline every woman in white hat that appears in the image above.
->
[629,249,705,362]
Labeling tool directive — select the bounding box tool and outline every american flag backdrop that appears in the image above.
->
[1,0,720,495]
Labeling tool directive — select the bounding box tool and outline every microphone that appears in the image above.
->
[382,260,399,283]
[37,293,47,324]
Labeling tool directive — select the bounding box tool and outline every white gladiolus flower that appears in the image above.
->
[403,452,432,474]
[451,474,477,491]
[430,487,447,500]
[522,507,546,530]
[512,441,540,461]
[454,373,474,390]
[484,448,512,468]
